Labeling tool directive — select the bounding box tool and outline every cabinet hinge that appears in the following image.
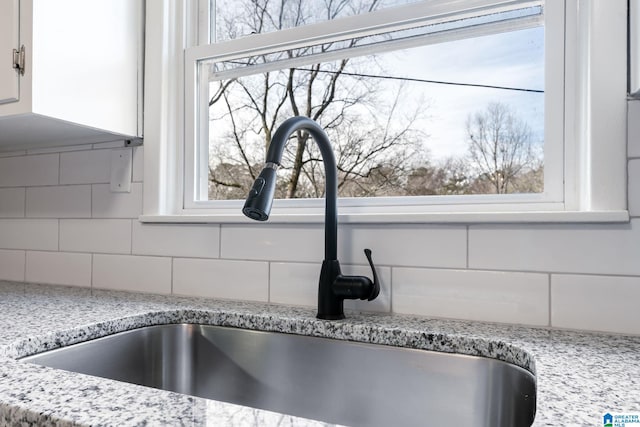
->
[12,45,25,76]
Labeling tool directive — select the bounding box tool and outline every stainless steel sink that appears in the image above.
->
[21,324,536,427]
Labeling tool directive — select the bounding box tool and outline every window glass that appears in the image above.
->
[205,37,543,200]
[213,0,421,42]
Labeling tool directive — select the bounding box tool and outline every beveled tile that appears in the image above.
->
[552,274,640,334]
[173,258,268,302]
[393,267,549,325]
[93,254,171,294]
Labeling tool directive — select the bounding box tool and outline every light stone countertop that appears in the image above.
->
[0,281,638,426]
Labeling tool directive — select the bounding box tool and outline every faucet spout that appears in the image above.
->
[242,116,379,320]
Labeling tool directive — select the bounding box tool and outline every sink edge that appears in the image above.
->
[4,307,536,375]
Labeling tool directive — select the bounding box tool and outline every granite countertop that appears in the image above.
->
[0,281,638,426]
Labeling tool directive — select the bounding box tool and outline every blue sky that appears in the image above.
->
[381,26,545,161]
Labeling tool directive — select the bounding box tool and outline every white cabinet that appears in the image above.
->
[0,0,20,105]
[0,0,142,151]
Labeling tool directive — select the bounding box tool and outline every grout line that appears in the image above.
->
[4,183,92,188]
[218,224,223,258]
[0,185,32,189]
[14,184,95,188]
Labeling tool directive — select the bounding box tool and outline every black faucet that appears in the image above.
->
[242,116,380,320]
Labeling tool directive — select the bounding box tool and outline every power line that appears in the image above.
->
[223,59,544,93]
[293,67,544,93]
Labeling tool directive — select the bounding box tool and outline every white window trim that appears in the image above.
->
[141,0,629,224]
[631,0,640,97]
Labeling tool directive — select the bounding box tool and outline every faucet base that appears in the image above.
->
[316,312,346,320]
[316,259,345,320]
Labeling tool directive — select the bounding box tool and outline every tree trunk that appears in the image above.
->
[287,131,309,198]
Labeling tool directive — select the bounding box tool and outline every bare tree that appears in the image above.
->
[465,102,541,194]
[207,0,427,200]
[404,157,476,196]
[509,160,544,193]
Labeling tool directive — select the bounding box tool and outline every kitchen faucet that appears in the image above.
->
[242,116,380,320]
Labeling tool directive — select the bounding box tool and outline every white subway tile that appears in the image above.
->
[393,268,549,326]
[0,155,56,187]
[552,274,640,334]
[341,225,467,268]
[132,146,143,182]
[26,185,91,218]
[629,159,640,216]
[0,219,58,250]
[93,254,171,294]
[221,224,324,262]
[23,154,59,186]
[132,222,220,258]
[0,188,25,217]
[173,258,268,301]
[270,262,391,313]
[60,149,111,184]
[92,183,143,218]
[26,251,91,287]
[628,100,640,158]
[60,219,131,254]
[0,156,25,187]
[269,262,317,307]
[469,219,640,275]
[0,250,25,281]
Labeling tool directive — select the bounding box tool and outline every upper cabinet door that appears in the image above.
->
[0,0,20,105]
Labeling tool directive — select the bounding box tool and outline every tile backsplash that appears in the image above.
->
[1,100,639,335]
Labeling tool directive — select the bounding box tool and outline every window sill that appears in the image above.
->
[139,210,630,224]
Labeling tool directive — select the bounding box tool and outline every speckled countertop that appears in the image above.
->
[0,281,638,426]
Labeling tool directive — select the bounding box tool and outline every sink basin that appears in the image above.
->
[21,324,536,426]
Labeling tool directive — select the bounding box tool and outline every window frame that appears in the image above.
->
[141,0,629,224]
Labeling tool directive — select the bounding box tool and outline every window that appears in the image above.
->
[141,0,628,223]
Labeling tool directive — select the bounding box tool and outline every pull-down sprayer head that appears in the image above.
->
[242,163,278,221]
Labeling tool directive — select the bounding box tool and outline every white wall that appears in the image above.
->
[1,100,640,335]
